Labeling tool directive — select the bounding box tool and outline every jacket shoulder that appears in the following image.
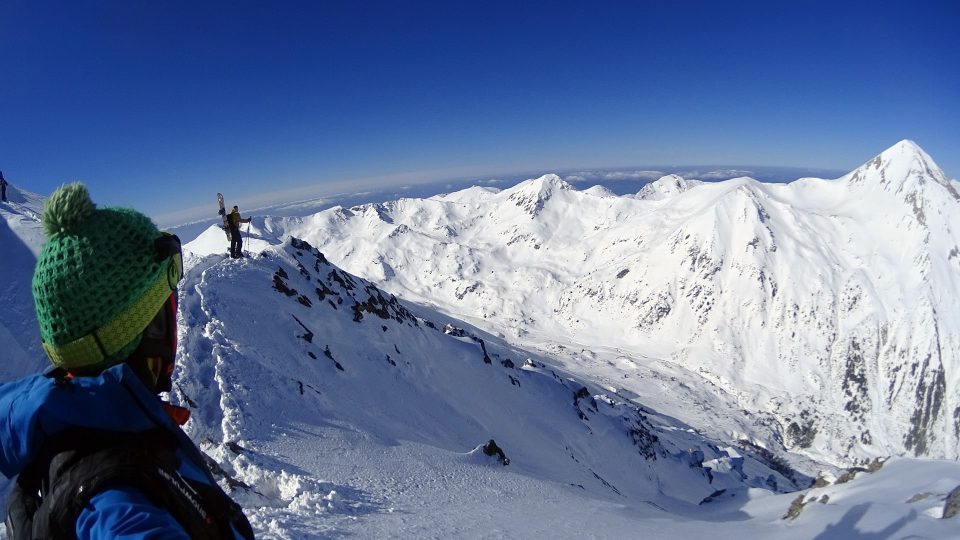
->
[76,488,190,539]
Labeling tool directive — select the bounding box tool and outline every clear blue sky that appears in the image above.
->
[2,0,958,225]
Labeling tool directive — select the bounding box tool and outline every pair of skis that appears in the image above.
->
[217,193,230,240]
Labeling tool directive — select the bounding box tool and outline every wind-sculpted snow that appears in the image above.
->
[172,237,815,535]
[269,140,960,467]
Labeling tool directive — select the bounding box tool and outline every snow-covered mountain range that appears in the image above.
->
[250,140,960,468]
[3,141,960,537]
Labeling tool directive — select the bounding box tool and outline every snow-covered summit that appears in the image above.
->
[845,139,955,196]
[636,174,702,200]
[503,174,576,217]
[583,185,617,198]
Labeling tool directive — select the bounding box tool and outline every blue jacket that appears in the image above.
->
[0,364,242,539]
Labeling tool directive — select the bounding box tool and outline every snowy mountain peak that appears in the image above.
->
[503,174,575,216]
[636,174,701,200]
[509,173,574,194]
[583,185,617,198]
[847,139,952,196]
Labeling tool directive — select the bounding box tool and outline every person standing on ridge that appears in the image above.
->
[0,183,254,539]
[228,205,251,259]
[1,171,7,202]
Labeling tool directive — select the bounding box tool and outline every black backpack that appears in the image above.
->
[5,428,254,540]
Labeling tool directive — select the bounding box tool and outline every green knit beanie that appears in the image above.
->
[32,183,180,371]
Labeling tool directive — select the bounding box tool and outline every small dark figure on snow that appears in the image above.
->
[228,205,251,258]
[0,171,7,202]
[483,439,510,466]
[0,183,253,539]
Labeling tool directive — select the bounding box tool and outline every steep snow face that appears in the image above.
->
[0,188,48,381]
[172,238,802,535]
[275,141,960,466]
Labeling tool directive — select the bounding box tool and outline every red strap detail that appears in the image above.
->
[163,403,191,425]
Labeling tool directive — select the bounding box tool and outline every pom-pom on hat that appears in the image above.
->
[32,183,182,371]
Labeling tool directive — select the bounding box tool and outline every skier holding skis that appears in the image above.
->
[0,183,253,539]
[228,205,251,258]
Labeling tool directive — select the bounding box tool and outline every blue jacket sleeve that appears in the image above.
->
[76,486,190,540]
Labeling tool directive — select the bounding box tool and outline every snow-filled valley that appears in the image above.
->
[3,141,960,538]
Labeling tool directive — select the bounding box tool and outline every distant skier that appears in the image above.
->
[0,183,253,539]
[228,205,252,258]
[0,170,7,202]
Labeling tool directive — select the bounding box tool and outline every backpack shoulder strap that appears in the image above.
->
[5,429,253,540]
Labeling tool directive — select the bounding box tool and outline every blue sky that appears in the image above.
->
[2,1,958,225]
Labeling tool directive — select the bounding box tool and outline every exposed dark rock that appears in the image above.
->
[590,469,622,496]
[616,269,630,279]
[315,283,337,301]
[687,448,704,468]
[291,315,314,343]
[328,269,357,291]
[785,413,817,449]
[202,453,253,493]
[699,489,727,505]
[501,359,515,369]
[629,424,660,460]
[835,466,869,485]
[737,439,808,489]
[813,474,831,488]
[866,457,887,473]
[443,324,467,337]
[943,485,960,519]
[841,339,870,423]
[225,440,246,454]
[455,282,480,300]
[324,345,345,371]
[272,273,297,297]
[783,494,806,520]
[573,386,598,411]
[905,363,946,456]
[175,384,198,408]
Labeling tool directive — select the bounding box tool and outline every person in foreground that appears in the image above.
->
[0,183,254,539]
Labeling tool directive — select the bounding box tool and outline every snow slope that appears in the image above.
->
[0,186,47,381]
[171,237,960,538]
[259,141,960,467]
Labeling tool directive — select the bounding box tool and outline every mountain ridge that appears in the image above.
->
[265,141,960,466]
